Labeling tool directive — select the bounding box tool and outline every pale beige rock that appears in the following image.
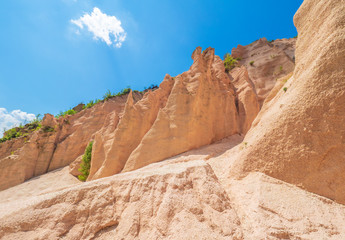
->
[228,172,345,239]
[2,136,345,239]
[69,155,83,177]
[0,160,242,240]
[229,0,345,204]
[232,37,296,106]
[0,166,80,206]
[229,66,260,134]
[89,77,174,180]
[121,47,239,173]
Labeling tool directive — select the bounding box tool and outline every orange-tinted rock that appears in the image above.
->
[72,103,85,113]
[229,66,260,134]
[231,37,296,106]
[0,93,144,191]
[41,113,57,128]
[121,47,239,173]
[89,77,174,180]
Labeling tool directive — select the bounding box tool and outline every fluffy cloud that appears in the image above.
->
[0,108,36,137]
[71,7,127,47]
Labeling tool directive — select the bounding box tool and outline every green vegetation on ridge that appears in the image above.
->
[0,114,42,143]
[1,85,159,144]
[224,53,241,72]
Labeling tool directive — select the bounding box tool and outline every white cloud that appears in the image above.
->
[0,108,35,137]
[71,7,127,47]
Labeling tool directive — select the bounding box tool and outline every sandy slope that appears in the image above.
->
[1,134,345,239]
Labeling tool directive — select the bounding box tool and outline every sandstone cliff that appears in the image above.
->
[0,36,295,189]
[1,0,345,235]
[88,76,175,180]
[228,66,260,134]
[121,47,240,173]
[89,47,260,179]
[0,92,144,190]
[223,0,345,204]
[232,37,296,106]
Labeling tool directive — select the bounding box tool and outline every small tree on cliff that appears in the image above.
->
[78,141,93,181]
[223,53,238,72]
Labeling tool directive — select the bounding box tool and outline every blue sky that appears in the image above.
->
[0,0,303,134]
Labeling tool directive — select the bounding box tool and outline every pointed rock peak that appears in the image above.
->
[191,46,202,61]
[191,47,216,70]
[125,90,134,108]
[42,114,57,128]
[231,45,245,59]
[202,47,215,57]
[259,37,268,43]
[201,47,216,66]
[162,73,173,82]
[159,74,174,89]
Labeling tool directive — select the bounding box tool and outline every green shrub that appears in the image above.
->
[103,89,113,101]
[250,61,254,66]
[0,113,44,143]
[103,87,132,101]
[283,87,288,92]
[83,99,101,109]
[144,84,158,91]
[224,53,238,72]
[55,109,76,118]
[115,87,131,97]
[42,126,55,133]
[66,109,76,115]
[78,141,93,182]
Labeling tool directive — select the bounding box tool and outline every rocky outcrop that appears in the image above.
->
[89,47,240,179]
[0,92,144,190]
[232,37,296,106]
[89,76,174,180]
[228,0,345,204]
[228,66,260,134]
[122,47,240,172]
[0,36,296,188]
[2,0,345,239]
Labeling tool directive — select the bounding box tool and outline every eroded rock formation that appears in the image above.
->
[227,0,345,204]
[0,92,144,190]
[4,0,345,238]
[0,36,295,189]
[89,76,174,180]
[232,37,296,106]
[228,66,260,134]
[89,47,241,179]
